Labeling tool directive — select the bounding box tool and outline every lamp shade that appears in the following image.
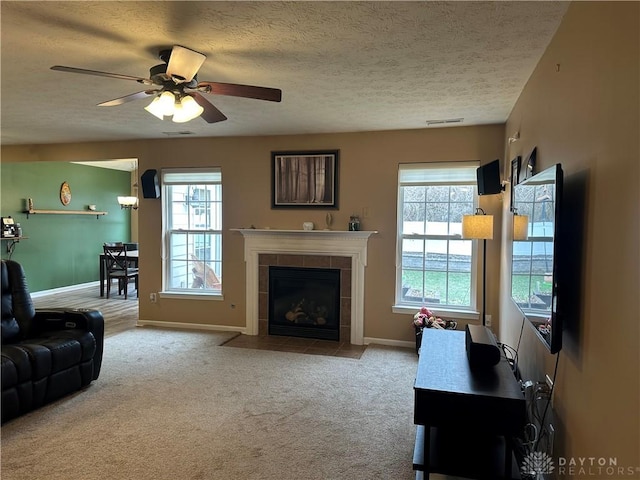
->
[157,91,176,116]
[513,214,529,241]
[462,214,494,240]
[172,95,204,123]
[144,96,164,120]
[144,91,175,119]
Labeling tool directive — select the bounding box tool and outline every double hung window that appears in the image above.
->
[396,162,478,311]
[162,168,222,295]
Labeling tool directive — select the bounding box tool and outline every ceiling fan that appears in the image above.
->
[51,45,282,124]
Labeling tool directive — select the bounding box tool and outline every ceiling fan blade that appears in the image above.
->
[197,81,282,102]
[166,46,206,83]
[191,92,227,123]
[97,90,160,107]
[51,65,151,84]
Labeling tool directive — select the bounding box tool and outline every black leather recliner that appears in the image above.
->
[1,259,104,423]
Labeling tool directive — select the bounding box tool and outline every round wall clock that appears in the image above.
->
[60,181,72,206]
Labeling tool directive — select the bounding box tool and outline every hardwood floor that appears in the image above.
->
[32,284,138,337]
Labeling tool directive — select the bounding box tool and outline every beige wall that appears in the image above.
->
[1,125,505,343]
[499,1,639,474]
[3,1,637,472]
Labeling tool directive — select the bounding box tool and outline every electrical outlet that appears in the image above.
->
[545,374,554,390]
[485,314,492,327]
[545,374,554,407]
[149,293,157,303]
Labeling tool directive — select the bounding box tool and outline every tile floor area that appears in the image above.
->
[221,334,367,359]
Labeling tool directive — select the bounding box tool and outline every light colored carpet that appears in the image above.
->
[1,327,424,480]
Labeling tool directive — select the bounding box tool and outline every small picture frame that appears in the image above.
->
[521,147,537,182]
[60,181,72,206]
[271,150,339,208]
[510,156,521,211]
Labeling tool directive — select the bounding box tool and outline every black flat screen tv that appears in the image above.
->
[510,163,563,353]
[477,158,502,195]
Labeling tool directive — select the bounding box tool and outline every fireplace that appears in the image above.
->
[259,254,351,341]
[233,229,377,345]
[269,266,340,341]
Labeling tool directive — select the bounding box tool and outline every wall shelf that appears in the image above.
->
[24,209,107,219]
[1,236,27,255]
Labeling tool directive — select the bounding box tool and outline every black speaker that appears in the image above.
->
[465,324,501,368]
[141,169,160,199]
[477,159,502,195]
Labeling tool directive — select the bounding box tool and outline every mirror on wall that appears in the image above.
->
[510,163,563,353]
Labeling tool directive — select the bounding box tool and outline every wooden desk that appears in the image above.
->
[99,250,138,297]
[413,329,525,479]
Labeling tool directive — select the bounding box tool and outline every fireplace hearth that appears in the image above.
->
[269,266,340,341]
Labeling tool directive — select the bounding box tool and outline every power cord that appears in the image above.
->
[516,316,525,353]
[497,317,526,381]
[6,240,17,260]
[513,316,526,376]
[499,342,521,381]
[513,421,540,468]
[534,352,560,452]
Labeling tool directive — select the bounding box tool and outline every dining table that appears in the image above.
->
[99,249,138,297]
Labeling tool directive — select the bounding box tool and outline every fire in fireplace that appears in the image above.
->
[268,266,340,341]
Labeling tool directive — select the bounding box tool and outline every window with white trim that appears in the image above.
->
[162,168,222,295]
[396,162,479,310]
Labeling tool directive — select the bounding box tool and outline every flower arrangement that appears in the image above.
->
[413,306,457,331]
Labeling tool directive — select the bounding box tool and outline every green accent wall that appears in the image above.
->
[1,162,132,292]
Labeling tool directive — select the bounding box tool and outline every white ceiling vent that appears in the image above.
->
[162,131,195,136]
[426,118,464,126]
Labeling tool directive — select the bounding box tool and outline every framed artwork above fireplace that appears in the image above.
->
[271,150,339,208]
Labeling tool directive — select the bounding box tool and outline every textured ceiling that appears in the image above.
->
[1,1,569,146]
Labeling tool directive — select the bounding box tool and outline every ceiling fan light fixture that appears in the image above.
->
[144,91,176,119]
[158,91,176,116]
[51,44,281,127]
[172,95,204,123]
[144,96,165,119]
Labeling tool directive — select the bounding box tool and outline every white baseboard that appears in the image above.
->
[31,281,99,299]
[28,287,432,349]
[136,319,246,335]
[364,337,415,349]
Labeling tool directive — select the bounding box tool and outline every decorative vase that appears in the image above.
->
[324,213,333,230]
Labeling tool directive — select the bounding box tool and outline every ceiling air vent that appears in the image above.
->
[162,131,195,136]
[426,118,464,126]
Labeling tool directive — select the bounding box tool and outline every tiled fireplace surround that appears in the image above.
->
[234,229,376,345]
[258,253,352,341]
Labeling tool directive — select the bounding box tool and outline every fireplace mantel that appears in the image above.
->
[231,228,376,238]
[232,229,377,345]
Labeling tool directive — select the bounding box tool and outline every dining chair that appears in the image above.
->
[103,243,139,299]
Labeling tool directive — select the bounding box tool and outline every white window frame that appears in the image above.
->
[393,161,480,319]
[160,168,223,299]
